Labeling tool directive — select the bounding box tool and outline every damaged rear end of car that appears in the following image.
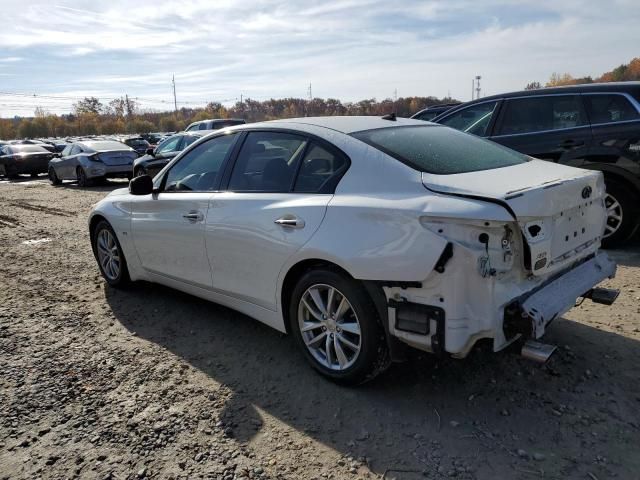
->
[351,124,619,360]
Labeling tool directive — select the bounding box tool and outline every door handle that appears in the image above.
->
[183,211,204,222]
[275,216,305,229]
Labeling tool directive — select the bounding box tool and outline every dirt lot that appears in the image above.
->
[1,177,639,480]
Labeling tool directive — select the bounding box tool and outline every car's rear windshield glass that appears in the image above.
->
[352,125,528,174]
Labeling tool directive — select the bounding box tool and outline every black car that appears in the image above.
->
[433,82,640,247]
[133,131,207,177]
[411,103,461,121]
[0,144,55,178]
[124,137,151,155]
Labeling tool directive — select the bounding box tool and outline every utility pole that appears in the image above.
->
[172,75,177,112]
[240,93,243,104]
[308,83,312,101]
[475,75,482,100]
[393,88,398,113]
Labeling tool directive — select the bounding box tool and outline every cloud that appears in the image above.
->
[0,0,638,116]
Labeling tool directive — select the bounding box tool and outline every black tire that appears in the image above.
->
[289,268,390,385]
[48,167,61,185]
[92,220,130,288]
[602,179,639,248]
[77,167,90,187]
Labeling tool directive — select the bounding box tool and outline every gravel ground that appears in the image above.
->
[1,176,639,480]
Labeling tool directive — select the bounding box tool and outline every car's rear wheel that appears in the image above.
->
[602,179,639,248]
[289,269,389,385]
[48,167,61,185]
[77,167,90,187]
[93,220,130,288]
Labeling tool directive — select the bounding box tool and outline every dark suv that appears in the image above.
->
[434,82,640,247]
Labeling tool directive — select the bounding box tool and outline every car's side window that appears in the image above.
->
[227,131,307,192]
[439,101,498,137]
[199,122,210,130]
[415,111,439,122]
[61,145,72,157]
[183,135,200,148]
[293,142,348,193]
[496,95,587,136]
[157,135,182,154]
[163,133,238,192]
[584,94,640,125]
[70,145,81,155]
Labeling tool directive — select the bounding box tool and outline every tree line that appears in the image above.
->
[525,56,640,90]
[0,95,456,140]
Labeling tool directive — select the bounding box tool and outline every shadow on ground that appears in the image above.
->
[105,279,640,478]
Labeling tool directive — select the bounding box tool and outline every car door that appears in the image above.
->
[205,131,348,310]
[489,94,592,166]
[130,133,240,288]
[582,92,640,176]
[60,144,81,179]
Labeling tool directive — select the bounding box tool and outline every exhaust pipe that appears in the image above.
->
[521,340,557,363]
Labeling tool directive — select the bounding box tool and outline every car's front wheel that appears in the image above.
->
[77,167,90,187]
[602,179,639,248]
[289,269,389,385]
[48,167,61,185]
[93,220,130,288]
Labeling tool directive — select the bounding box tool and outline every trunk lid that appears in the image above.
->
[422,160,607,276]
[97,150,137,166]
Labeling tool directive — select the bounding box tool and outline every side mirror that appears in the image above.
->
[146,147,155,156]
[129,175,154,195]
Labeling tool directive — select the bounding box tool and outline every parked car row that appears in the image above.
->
[0,122,234,184]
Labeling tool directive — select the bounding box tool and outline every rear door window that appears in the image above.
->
[584,94,640,124]
[227,132,307,192]
[496,95,587,135]
[438,101,498,136]
[352,125,527,175]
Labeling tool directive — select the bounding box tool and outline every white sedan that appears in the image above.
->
[89,116,618,384]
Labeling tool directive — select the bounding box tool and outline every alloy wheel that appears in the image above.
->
[297,284,362,371]
[96,228,121,281]
[604,193,623,238]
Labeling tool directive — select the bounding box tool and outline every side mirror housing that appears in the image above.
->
[129,175,154,195]
[146,147,155,156]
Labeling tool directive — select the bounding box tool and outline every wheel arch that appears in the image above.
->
[582,163,640,195]
[280,258,354,334]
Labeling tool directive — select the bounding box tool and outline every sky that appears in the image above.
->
[0,0,638,117]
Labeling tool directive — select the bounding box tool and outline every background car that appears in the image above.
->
[133,131,209,177]
[410,103,461,121]
[433,82,640,247]
[89,116,616,384]
[184,118,245,132]
[0,144,55,178]
[123,137,150,155]
[48,140,138,186]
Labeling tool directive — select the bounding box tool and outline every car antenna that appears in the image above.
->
[381,112,396,121]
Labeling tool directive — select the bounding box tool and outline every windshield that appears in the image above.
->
[352,125,528,175]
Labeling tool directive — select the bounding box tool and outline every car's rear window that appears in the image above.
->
[352,125,527,174]
[10,145,50,153]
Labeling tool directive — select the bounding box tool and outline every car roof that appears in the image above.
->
[458,81,640,106]
[264,116,433,134]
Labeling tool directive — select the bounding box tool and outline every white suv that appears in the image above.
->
[89,116,618,384]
